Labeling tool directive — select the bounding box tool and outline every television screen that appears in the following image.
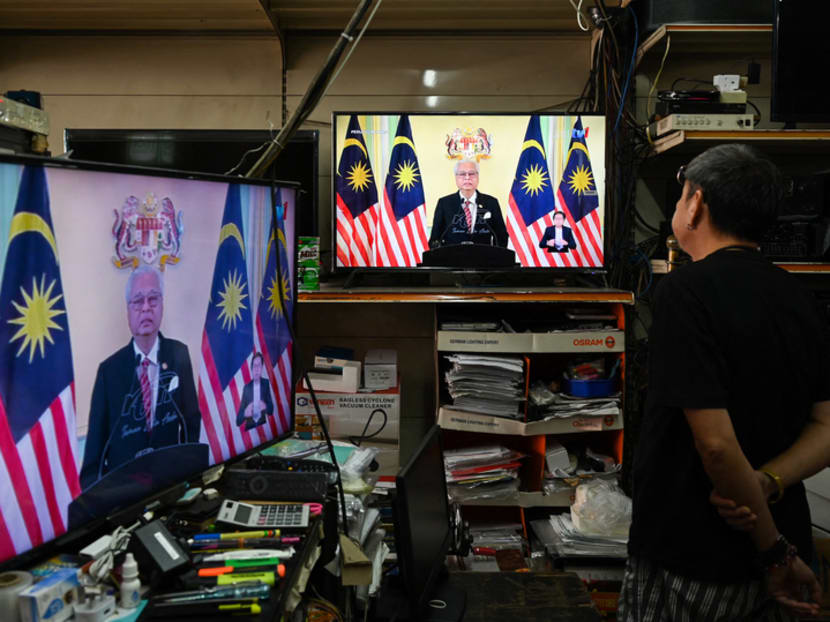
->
[771,0,830,124]
[393,425,455,616]
[333,113,606,270]
[0,154,296,566]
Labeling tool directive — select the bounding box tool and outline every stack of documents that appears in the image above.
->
[444,354,525,419]
[531,514,627,558]
[533,392,621,420]
[444,445,523,504]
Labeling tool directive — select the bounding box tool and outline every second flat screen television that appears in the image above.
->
[333,113,606,270]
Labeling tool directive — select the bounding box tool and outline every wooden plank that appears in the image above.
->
[299,290,635,304]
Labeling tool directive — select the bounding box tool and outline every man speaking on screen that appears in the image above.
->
[428,159,508,248]
[79,265,201,489]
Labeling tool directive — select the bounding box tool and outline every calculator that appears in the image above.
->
[216,500,310,529]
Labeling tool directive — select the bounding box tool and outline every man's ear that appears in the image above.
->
[687,187,706,229]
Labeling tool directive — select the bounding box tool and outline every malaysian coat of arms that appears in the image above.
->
[112,193,183,270]
[445,127,494,161]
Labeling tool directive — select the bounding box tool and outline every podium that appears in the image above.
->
[419,244,516,268]
[68,443,209,528]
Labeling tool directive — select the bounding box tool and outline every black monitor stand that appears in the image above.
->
[374,566,466,622]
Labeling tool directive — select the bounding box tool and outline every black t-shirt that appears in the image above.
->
[628,247,830,583]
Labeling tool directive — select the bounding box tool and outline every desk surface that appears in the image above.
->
[448,571,601,622]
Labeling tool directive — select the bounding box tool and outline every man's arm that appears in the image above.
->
[487,198,509,248]
[176,345,201,443]
[763,400,830,489]
[428,200,447,248]
[685,408,779,550]
[687,407,821,615]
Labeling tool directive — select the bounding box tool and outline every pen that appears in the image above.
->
[189,536,300,548]
[192,530,280,541]
[149,600,262,617]
[200,549,295,563]
[198,564,285,578]
[155,582,271,602]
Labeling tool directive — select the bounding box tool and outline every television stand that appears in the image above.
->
[340,268,608,289]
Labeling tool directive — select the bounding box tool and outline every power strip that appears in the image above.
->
[654,113,754,137]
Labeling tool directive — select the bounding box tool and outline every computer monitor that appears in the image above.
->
[0,153,297,568]
[332,112,606,271]
[391,425,464,621]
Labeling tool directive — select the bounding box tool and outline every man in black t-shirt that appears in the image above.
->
[620,144,830,621]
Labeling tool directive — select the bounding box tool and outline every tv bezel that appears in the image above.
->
[330,111,608,275]
[392,424,453,614]
[0,152,299,572]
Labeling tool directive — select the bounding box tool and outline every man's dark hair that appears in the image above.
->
[684,143,783,243]
[252,352,264,365]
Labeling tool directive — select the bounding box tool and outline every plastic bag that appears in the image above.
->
[570,479,631,538]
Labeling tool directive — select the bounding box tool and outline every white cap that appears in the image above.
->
[122,552,138,580]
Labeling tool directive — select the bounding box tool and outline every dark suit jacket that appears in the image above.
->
[428,192,508,248]
[235,378,274,430]
[539,225,578,253]
[80,334,201,489]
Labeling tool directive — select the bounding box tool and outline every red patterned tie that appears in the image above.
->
[140,357,153,430]
[463,200,472,232]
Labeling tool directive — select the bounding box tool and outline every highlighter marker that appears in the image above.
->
[217,571,275,586]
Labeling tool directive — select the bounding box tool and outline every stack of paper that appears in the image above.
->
[538,393,621,420]
[444,445,523,504]
[444,354,525,419]
[538,514,628,558]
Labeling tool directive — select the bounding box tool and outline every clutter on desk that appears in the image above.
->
[443,354,525,419]
[363,349,397,390]
[297,236,320,291]
[543,442,621,494]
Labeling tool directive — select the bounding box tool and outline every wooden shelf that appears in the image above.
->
[636,23,772,67]
[298,288,635,304]
[651,130,830,156]
[776,263,830,274]
[461,490,574,508]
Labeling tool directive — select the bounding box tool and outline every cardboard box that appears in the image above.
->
[363,349,398,390]
[295,378,400,442]
[302,360,361,393]
[436,330,624,353]
[20,568,80,622]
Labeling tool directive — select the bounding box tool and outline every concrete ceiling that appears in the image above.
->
[0,0,598,34]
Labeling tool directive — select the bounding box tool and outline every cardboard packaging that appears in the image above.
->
[20,568,80,622]
[302,361,361,394]
[295,378,400,442]
[363,349,397,390]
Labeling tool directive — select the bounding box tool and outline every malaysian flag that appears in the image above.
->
[375,115,429,266]
[556,117,603,267]
[0,165,80,562]
[254,190,293,441]
[506,115,573,267]
[336,115,379,267]
[198,184,258,464]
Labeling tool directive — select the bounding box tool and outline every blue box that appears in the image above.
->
[563,377,616,398]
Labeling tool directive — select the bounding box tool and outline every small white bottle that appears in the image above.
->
[120,552,141,609]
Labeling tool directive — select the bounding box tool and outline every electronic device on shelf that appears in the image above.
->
[772,0,830,125]
[216,500,310,529]
[332,112,607,275]
[0,152,298,572]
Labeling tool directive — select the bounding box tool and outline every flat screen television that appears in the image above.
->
[0,153,297,568]
[333,112,606,271]
[63,129,319,237]
[771,0,830,125]
[391,425,464,621]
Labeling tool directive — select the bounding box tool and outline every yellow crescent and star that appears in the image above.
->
[519,138,549,197]
[216,223,248,331]
[6,212,66,363]
[565,144,595,196]
[264,231,291,321]
[343,138,374,193]
[392,136,420,192]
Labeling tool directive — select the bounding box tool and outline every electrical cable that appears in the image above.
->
[270,185,348,531]
[349,408,388,447]
[747,99,762,126]
[645,34,672,146]
[246,0,376,178]
[568,0,590,32]
[613,6,638,135]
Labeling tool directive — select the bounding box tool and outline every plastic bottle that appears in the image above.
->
[120,552,141,609]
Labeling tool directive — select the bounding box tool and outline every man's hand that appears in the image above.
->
[710,470,776,531]
[766,556,821,617]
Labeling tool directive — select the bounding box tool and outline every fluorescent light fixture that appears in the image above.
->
[422,69,437,88]
[426,95,439,108]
